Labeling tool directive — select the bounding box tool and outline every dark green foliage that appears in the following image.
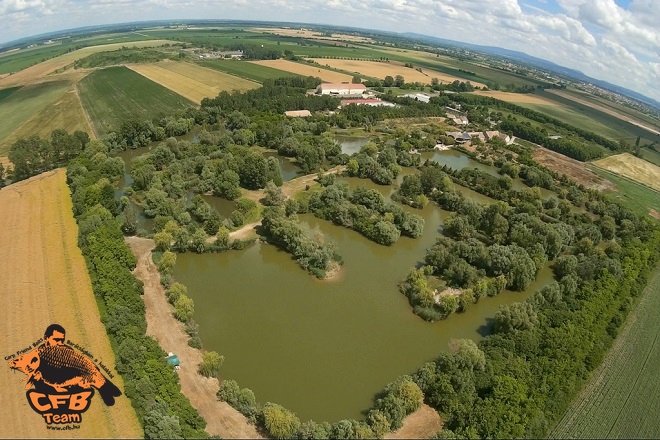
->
[9,130,89,181]
[261,206,342,278]
[67,150,207,438]
[309,182,424,245]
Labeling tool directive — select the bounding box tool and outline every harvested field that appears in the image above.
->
[252,27,374,43]
[128,61,259,104]
[2,87,94,153]
[126,237,263,439]
[0,40,175,88]
[0,169,142,438]
[250,60,353,83]
[531,145,615,191]
[550,268,660,438]
[0,81,70,154]
[385,404,442,439]
[594,153,660,191]
[310,58,486,86]
[473,90,557,105]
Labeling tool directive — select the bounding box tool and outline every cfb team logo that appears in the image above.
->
[6,324,121,427]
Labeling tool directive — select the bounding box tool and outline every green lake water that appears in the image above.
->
[172,174,555,423]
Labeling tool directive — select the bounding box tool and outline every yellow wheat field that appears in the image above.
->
[594,153,660,192]
[310,58,486,86]
[250,59,354,83]
[0,169,142,438]
[128,61,259,104]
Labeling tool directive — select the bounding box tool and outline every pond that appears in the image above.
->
[263,152,300,182]
[172,174,555,423]
[336,136,369,156]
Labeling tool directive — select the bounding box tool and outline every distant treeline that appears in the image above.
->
[74,47,180,69]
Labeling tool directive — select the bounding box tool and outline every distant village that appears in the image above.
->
[285,82,515,150]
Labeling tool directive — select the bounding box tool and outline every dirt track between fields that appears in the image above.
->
[126,236,263,439]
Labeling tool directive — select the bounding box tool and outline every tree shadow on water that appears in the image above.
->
[477,317,496,337]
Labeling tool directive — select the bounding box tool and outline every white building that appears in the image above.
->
[402,93,431,103]
[316,83,367,96]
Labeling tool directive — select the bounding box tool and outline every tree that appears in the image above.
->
[351,74,362,84]
[214,169,242,200]
[198,351,224,377]
[121,204,138,236]
[263,403,301,439]
[154,231,173,252]
[174,295,194,322]
[157,251,177,274]
[263,181,286,206]
[394,75,405,87]
[384,75,394,87]
[494,302,538,333]
[239,152,269,189]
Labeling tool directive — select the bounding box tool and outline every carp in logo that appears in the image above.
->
[7,324,122,426]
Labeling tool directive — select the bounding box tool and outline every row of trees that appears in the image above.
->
[67,143,208,439]
[9,129,90,181]
[217,370,426,439]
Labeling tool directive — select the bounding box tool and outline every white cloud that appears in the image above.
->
[0,0,658,101]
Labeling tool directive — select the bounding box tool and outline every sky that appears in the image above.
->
[1,0,658,102]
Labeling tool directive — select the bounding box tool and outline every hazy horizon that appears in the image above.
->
[1,0,658,102]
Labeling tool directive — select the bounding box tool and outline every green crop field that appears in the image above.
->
[0,81,70,154]
[536,90,657,145]
[199,59,302,82]
[0,44,72,74]
[0,86,21,101]
[77,66,193,136]
[549,268,660,438]
[587,165,660,218]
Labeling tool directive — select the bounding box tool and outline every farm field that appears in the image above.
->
[0,81,70,155]
[376,46,541,88]
[531,144,614,191]
[547,88,660,136]
[0,169,142,438]
[2,87,94,154]
[310,58,485,86]
[535,89,657,145]
[549,268,660,439]
[472,90,557,105]
[128,61,259,104]
[594,153,660,191]
[200,59,302,83]
[251,27,375,43]
[0,40,175,88]
[249,59,354,83]
[77,66,193,136]
[588,165,660,219]
[0,32,157,75]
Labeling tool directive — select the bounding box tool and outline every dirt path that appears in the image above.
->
[125,236,263,439]
[385,404,443,439]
